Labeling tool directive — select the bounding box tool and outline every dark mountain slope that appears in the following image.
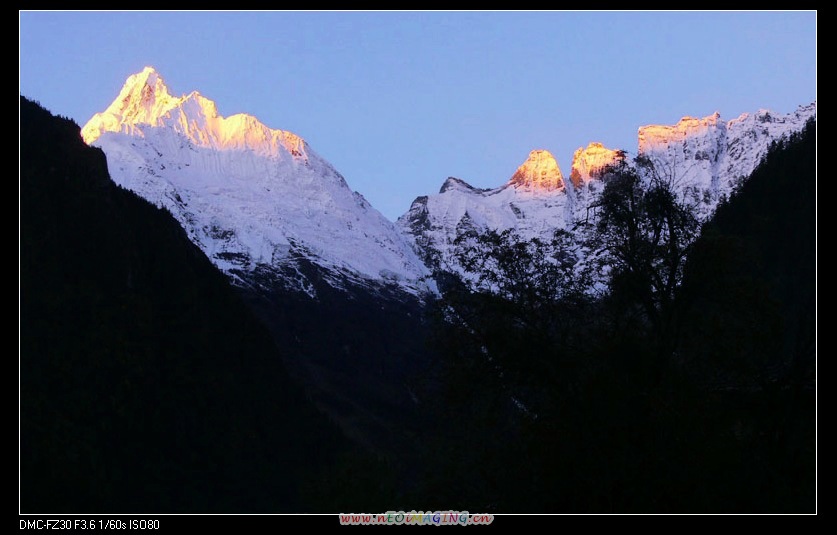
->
[681,118,816,386]
[20,97,345,513]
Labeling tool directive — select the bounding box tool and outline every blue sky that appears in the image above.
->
[20,11,815,220]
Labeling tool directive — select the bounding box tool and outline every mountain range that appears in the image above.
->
[81,67,815,295]
[21,67,816,513]
[399,105,816,272]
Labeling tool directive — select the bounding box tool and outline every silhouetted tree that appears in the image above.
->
[587,157,699,363]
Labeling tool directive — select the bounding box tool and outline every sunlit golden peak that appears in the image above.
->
[638,112,723,153]
[509,149,564,191]
[569,142,624,188]
[81,67,308,162]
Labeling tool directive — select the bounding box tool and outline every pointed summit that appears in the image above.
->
[508,150,564,191]
[117,66,166,97]
[81,67,307,160]
[569,142,624,188]
[81,67,178,143]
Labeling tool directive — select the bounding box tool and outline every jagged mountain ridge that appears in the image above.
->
[82,67,814,294]
[82,67,431,297]
[399,103,816,272]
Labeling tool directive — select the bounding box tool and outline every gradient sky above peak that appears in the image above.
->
[19,11,816,220]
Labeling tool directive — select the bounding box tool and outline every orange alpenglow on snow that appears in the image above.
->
[569,142,625,188]
[637,112,723,153]
[81,66,306,160]
[508,149,565,191]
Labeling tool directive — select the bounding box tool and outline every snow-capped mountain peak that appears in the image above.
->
[82,67,177,143]
[508,149,565,191]
[82,67,307,162]
[82,67,430,296]
[84,66,180,124]
[569,142,624,188]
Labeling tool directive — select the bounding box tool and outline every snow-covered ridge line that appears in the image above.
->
[399,103,816,275]
[82,66,307,161]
